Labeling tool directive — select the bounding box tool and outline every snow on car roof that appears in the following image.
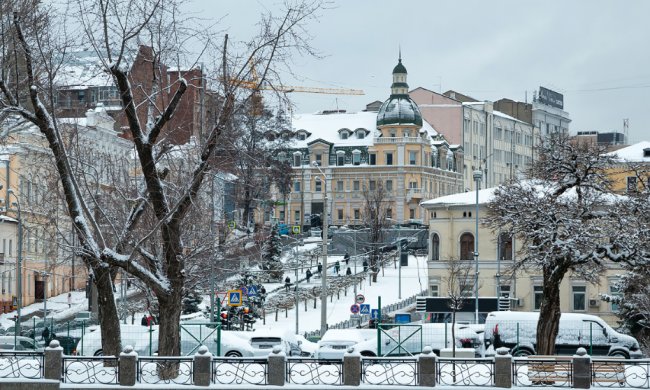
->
[320,329,365,342]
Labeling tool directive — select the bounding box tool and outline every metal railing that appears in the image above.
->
[513,356,573,387]
[591,358,650,388]
[362,357,418,386]
[212,357,267,385]
[287,358,343,385]
[62,355,119,384]
[0,351,43,379]
[137,356,194,385]
[437,357,494,386]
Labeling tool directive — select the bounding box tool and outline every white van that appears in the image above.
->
[484,311,642,358]
[355,323,484,357]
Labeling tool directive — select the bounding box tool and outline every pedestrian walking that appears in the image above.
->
[317,262,323,274]
[67,292,72,308]
[306,269,313,283]
[141,315,148,326]
[363,260,369,272]
[334,260,340,274]
[42,327,50,343]
[344,252,350,265]
[346,267,352,276]
[284,276,291,292]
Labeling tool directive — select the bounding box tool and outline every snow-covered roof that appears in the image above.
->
[289,111,438,149]
[0,215,18,223]
[605,141,650,163]
[55,51,113,88]
[462,102,529,125]
[421,187,497,208]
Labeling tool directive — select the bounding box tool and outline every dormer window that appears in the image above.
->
[277,152,287,161]
[644,148,650,158]
[298,133,306,141]
[293,152,302,167]
[315,153,322,166]
[336,150,345,166]
[341,132,348,140]
[352,149,361,165]
[356,131,364,139]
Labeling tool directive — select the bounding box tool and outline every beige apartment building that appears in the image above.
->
[268,59,464,227]
[421,187,622,325]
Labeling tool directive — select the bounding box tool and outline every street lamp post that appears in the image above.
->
[7,189,23,334]
[312,162,329,337]
[42,272,49,326]
[473,170,483,324]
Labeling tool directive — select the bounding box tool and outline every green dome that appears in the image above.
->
[376,96,423,127]
[393,59,407,74]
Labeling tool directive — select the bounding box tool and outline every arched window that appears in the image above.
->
[431,233,440,261]
[459,232,474,260]
[498,233,513,260]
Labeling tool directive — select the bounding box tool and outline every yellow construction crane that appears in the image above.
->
[231,79,364,95]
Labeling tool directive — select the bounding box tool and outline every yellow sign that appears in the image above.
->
[292,225,301,234]
[227,221,236,230]
[228,290,243,306]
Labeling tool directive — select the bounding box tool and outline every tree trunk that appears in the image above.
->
[93,265,121,358]
[536,267,564,355]
[157,292,182,378]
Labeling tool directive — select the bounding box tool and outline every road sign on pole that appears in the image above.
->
[360,304,370,315]
[228,290,242,306]
[247,285,258,297]
[355,294,365,304]
[371,309,379,319]
[350,304,360,314]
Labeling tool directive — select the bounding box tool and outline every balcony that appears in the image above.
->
[373,136,425,145]
[406,188,423,202]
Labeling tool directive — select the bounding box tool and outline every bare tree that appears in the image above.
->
[0,0,324,366]
[443,257,473,358]
[362,180,389,282]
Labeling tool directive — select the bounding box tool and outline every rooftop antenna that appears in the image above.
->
[623,118,629,144]
[399,45,402,62]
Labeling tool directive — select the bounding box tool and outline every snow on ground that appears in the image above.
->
[255,253,428,334]
[0,291,89,331]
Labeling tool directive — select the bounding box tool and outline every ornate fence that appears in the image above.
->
[0,351,43,379]
[137,356,194,385]
[212,357,267,385]
[513,356,573,387]
[362,357,418,386]
[437,357,494,386]
[61,355,119,384]
[287,358,343,385]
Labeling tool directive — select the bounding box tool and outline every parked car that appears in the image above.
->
[484,311,642,358]
[0,336,43,352]
[76,324,254,357]
[355,323,484,357]
[51,335,80,355]
[295,335,317,357]
[315,329,374,359]
[248,329,303,357]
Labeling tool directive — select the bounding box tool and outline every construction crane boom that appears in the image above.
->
[225,79,364,95]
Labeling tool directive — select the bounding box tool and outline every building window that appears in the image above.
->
[294,181,301,192]
[627,176,637,193]
[357,131,364,139]
[369,180,376,191]
[353,209,360,220]
[573,286,586,311]
[409,151,417,165]
[336,151,345,166]
[409,181,417,189]
[459,233,474,260]
[315,178,322,192]
[386,208,392,219]
[336,180,344,191]
[353,181,360,191]
[279,210,285,222]
[609,285,621,312]
[409,208,415,219]
[337,209,343,220]
[498,233,513,260]
[386,152,393,165]
[298,133,306,140]
[8,240,12,256]
[315,153,322,166]
[352,150,361,165]
[293,153,302,167]
[386,180,393,192]
[429,285,439,297]
[431,233,440,261]
[294,210,300,223]
[369,153,376,165]
[277,152,286,161]
[341,132,348,140]
[534,285,543,310]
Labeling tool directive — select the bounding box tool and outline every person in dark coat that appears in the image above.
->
[284,276,291,292]
[363,260,369,272]
[344,252,350,265]
[41,326,50,342]
[141,315,148,326]
[346,267,352,276]
[317,262,323,274]
[334,261,340,274]
[305,269,313,283]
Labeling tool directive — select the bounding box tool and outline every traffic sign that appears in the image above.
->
[228,290,242,306]
[360,304,370,315]
[227,221,236,229]
[240,286,248,296]
[247,285,258,297]
[371,309,379,320]
[350,304,360,314]
[355,294,365,304]
[292,225,301,234]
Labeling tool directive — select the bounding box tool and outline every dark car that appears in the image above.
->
[51,335,81,355]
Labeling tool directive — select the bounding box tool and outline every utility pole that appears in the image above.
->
[312,162,328,337]
[473,170,483,324]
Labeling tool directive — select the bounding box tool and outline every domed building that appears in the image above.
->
[261,58,464,232]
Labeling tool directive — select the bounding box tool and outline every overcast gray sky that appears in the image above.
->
[190,0,650,143]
